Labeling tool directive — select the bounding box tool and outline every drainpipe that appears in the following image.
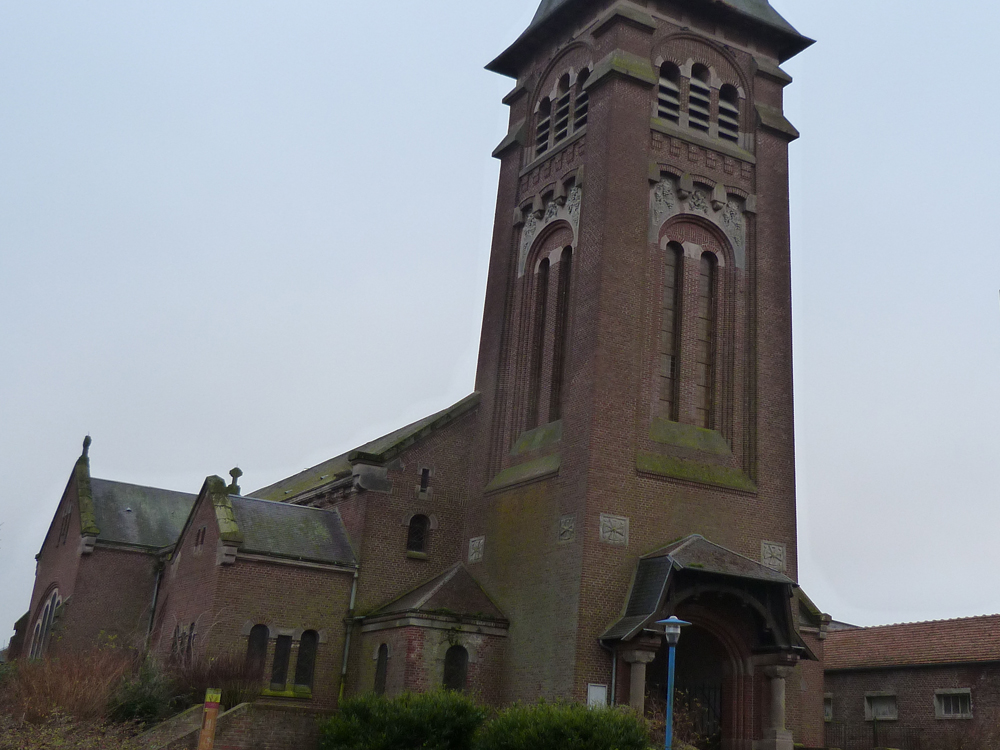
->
[338,568,360,702]
[145,562,164,651]
[599,640,618,706]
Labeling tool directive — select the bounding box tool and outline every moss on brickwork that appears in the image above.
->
[510,420,562,456]
[75,454,100,538]
[635,451,757,493]
[485,454,561,493]
[207,476,244,544]
[649,418,732,456]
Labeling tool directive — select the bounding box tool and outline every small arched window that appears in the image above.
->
[688,65,711,133]
[270,635,292,690]
[549,247,573,422]
[526,258,550,429]
[573,70,590,131]
[443,645,469,692]
[718,85,740,143]
[374,643,388,695]
[535,98,552,156]
[246,624,269,677]
[295,630,319,689]
[657,63,681,123]
[407,514,430,553]
[695,252,717,429]
[553,75,572,144]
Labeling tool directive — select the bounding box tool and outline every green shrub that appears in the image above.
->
[474,702,651,750]
[320,692,486,750]
[108,657,175,723]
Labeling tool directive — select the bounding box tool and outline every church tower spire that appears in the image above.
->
[467,1,817,745]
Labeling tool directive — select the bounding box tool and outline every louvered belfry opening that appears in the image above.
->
[535,97,552,155]
[657,63,681,122]
[688,65,712,132]
[573,70,589,130]
[718,84,740,143]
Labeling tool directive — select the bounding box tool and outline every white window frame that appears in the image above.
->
[935,688,973,719]
[864,692,898,721]
[824,693,834,722]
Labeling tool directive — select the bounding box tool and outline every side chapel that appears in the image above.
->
[14,1,831,748]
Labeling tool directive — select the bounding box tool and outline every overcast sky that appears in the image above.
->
[3,0,999,646]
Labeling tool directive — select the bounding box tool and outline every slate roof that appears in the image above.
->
[90,478,196,549]
[600,535,793,641]
[369,564,507,623]
[488,0,813,75]
[229,495,357,567]
[251,393,480,501]
[825,615,1000,671]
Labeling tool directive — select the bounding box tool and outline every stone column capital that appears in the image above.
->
[762,665,794,680]
[620,635,660,664]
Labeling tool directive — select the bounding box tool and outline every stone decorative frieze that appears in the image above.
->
[468,536,485,563]
[518,138,586,193]
[649,175,748,269]
[599,513,629,546]
[558,514,576,544]
[761,541,787,572]
[518,186,582,277]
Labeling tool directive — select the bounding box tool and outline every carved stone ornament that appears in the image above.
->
[599,513,629,546]
[518,186,582,277]
[468,536,485,563]
[760,541,787,572]
[558,514,576,544]
[649,177,747,269]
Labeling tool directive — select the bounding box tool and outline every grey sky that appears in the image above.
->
[2,0,998,646]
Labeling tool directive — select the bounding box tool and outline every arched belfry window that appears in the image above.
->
[374,643,388,695]
[657,63,681,123]
[573,70,590,130]
[246,624,269,677]
[695,252,717,428]
[443,645,469,692]
[688,65,712,133]
[553,75,572,145]
[661,243,683,420]
[407,514,430,553]
[535,98,552,156]
[718,85,740,143]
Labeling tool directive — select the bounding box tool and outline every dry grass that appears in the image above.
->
[0,712,145,750]
[0,650,134,724]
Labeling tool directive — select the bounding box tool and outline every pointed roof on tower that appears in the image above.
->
[488,0,813,76]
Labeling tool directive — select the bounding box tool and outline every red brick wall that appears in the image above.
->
[825,664,1000,748]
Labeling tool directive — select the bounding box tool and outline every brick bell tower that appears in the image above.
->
[466,1,816,747]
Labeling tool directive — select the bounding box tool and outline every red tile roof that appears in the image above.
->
[825,615,1000,671]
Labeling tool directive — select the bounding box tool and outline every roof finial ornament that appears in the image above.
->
[82,435,92,458]
[228,467,243,496]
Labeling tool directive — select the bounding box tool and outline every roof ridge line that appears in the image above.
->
[413,563,461,610]
[833,613,1000,631]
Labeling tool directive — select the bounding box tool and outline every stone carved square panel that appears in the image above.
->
[468,536,485,563]
[599,514,629,546]
[558,514,576,544]
[761,541,786,572]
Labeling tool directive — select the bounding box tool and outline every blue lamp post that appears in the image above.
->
[656,616,690,750]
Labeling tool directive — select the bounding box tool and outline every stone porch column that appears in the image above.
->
[620,637,660,713]
[756,665,794,750]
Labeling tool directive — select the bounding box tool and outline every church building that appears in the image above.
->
[14,1,832,748]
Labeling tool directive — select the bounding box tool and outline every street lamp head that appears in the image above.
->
[656,616,691,646]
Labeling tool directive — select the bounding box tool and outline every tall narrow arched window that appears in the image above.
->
[526,258,550,428]
[688,65,711,133]
[661,243,683,420]
[407,514,430,553]
[657,63,681,123]
[374,644,388,695]
[535,98,552,156]
[718,85,740,143]
[246,624,269,678]
[30,589,60,659]
[442,645,469,692]
[549,247,572,422]
[695,252,717,428]
[573,70,589,131]
[294,630,318,689]
[270,635,292,690]
[553,75,571,144]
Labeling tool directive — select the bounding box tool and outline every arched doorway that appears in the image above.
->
[647,625,728,750]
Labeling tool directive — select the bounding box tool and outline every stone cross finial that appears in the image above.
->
[228,467,243,495]
[82,435,92,457]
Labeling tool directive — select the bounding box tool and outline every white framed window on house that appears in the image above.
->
[935,689,972,719]
[824,693,833,722]
[865,693,898,721]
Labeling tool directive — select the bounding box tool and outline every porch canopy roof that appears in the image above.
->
[600,535,804,651]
